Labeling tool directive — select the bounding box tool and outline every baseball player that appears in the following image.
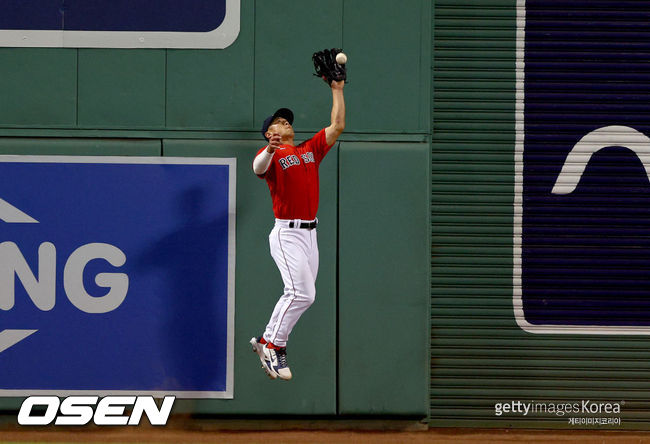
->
[250,49,346,380]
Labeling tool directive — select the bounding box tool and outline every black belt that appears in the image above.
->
[289,221,317,229]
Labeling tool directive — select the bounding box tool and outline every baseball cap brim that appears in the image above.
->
[261,108,294,140]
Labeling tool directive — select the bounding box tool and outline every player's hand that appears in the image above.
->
[267,134,281,153]
[331,80,345,90]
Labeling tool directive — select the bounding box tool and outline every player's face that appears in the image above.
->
[267,117,294,139]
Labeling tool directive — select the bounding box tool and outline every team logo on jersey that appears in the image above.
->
[278,152,314,170]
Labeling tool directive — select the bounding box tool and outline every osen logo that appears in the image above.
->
[18,396,175,426]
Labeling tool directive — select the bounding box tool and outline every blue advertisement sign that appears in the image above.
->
[515,1,650,334]
[1,0,225,32]
[0,0,239,48]
[0,156,236,398]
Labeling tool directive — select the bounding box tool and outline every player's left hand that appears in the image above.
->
[331,80,345,90]
[313,48,347,85]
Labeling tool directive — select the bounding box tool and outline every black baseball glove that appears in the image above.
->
[312,48,347,85]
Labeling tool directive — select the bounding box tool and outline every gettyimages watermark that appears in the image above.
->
[494,400,623,426]
[17,395,175,426]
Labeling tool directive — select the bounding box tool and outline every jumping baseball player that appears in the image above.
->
[250,49,347,380]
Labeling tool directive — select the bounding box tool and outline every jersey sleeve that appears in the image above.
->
[307,128,336,163]
[253,146,273,179]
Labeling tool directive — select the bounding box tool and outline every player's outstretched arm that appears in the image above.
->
[325,81,345,146]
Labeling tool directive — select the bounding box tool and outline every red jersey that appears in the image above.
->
[254,128,334,220]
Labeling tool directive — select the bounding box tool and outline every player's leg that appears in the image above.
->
[255,226,315,380]
[308,228,319,281]
[265,226,316,347]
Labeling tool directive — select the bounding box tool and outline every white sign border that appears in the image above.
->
[0,154,237,398]
[0,0,240,49]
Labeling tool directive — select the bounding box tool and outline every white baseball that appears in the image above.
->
[336,52,347,64]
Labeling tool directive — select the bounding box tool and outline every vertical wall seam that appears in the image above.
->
[75,49,79,127]
[341,0,345,47]
[164,49,168,131]
[427,0,434,423]
[252,0,257,130]
[337,0,344,416]
[335,139,341,415]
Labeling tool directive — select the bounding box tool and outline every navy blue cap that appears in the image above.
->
[261,108,294,140]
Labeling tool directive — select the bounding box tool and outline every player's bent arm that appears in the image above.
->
[253,147,274,175]
[325,81,345,146]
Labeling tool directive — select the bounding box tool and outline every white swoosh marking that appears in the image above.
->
[552,125,650,195]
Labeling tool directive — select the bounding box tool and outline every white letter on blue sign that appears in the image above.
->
[63,243,129,314]
[0,241,56,311]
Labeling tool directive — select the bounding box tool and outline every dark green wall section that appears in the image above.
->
[0,138,160,156]
[343,2,431,132]
[0,49,77,128]
[78,50,167,129]
[338,142,430,416]
[166,1,256,130]
[0,0,430,137]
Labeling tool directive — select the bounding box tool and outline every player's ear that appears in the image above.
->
[265,131,272,140]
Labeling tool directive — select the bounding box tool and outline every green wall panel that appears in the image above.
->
[343,0,430,133]
[338,142,430,416]
[0,138,160,156]
[254,0,343,134]
[0,49,76,128]
[166,0,255,130]
[0,0,430,137]
[162,139,337,414]
[78,50,166,129]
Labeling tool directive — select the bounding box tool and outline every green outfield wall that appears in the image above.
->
[6,0,650,432]
[0,0,431,420]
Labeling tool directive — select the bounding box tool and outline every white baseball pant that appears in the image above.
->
[263,219,319,347]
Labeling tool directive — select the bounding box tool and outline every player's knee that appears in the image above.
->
[302,288,316,306]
